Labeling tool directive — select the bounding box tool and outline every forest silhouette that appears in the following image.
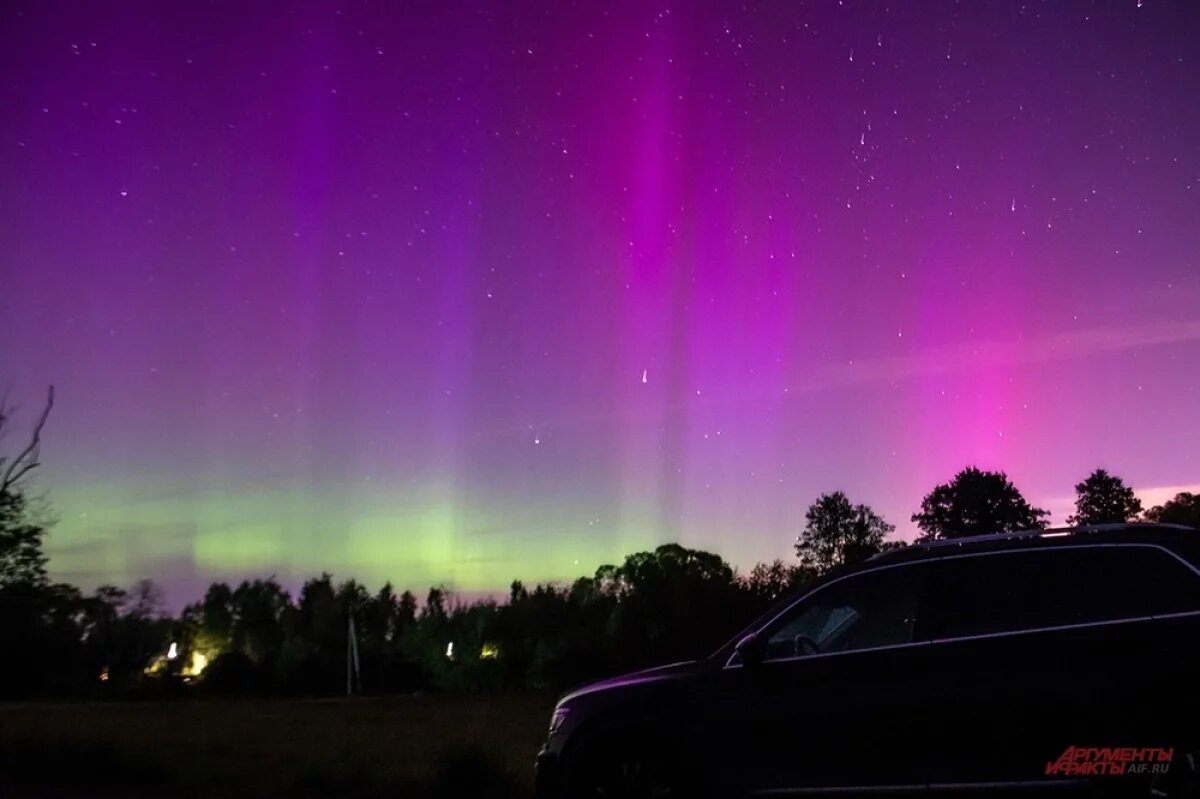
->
[2,389,1196,699]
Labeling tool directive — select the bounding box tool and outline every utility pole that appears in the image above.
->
[346,611,362,696]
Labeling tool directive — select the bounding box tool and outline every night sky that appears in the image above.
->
[3,1,1199,606]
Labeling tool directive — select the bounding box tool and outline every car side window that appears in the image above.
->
[1113,546,1200,616]
[917,553,1040,640]
[918,544,1200,641]
[762,565,921,661]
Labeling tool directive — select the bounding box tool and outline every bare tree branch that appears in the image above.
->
[1,385,55,494]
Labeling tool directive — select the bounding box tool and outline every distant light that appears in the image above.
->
[480,642,499,660]
[445,642,454,659]
[186,651,209,676]
[1041,531,1071,538]
[641,368,648,384]
[167,642,178,660]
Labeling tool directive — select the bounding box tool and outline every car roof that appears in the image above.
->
[866,522,1199,566]
[710,522,1198,664]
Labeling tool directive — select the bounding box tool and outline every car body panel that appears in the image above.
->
[535,524,1200,798]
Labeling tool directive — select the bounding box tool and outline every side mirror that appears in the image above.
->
[733,632,766,667]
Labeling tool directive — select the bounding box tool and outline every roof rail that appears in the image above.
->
[870,521,1195,559]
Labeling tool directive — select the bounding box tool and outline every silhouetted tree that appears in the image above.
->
[596,544,746,668]
[277,574,339,691]
[795,492,895,573]
[230,577,290,665]
[742,559,812,602]
[80,585,126,678]
[352,581,425,692]
[126,578,166,619]
[0,491,48,588]
[1144,492,1200,529]
[181,582,234,659]
[488,578,617,692]
[397,585,456,684]
[360,581,398,649]
[0,387,98,698]
[123,579,171,678]
[0,387,54,588]
[1068,468,1142,525]
[913,467,1049,539]
[397,590,418,628]
[69,582,172,692]
[0,580,93,697]
[423,586,449,623]
[440,598,506,691]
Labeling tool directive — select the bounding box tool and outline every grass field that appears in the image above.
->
[0,693,556,798]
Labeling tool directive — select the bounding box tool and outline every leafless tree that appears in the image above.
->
[0,385,55,495]
[0,386,56,585]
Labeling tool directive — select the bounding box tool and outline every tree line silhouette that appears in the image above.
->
[1,388,1197,699]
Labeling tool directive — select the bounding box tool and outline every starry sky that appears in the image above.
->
[3,1,1199,607]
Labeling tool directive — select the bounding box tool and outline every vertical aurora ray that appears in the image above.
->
[617,25,686,550]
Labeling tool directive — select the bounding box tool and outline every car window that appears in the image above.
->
[918,545,1200,641]
[761,565,921,661]
[1116,546,1200,614]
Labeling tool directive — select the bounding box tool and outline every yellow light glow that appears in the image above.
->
[480,642,499,660]
[183,651,209,676]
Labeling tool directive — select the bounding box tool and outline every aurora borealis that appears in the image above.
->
[2,1,1199,606]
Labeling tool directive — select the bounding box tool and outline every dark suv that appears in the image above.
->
[535,524,1200,798]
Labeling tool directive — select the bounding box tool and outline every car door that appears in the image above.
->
[913,550,1063,789]
[917,543,1200,790]
[1051,545,1200,777]
[710,561,934,794]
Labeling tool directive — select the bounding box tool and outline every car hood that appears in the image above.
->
[559,659,705,705]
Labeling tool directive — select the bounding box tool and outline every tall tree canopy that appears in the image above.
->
[594,544,746,666]
[1144,492,1200,529]
[912,467,1049,540]
[795,491,894,573]
[1068,468,1142,525]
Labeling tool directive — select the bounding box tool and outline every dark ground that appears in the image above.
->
[0,694,555,798]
